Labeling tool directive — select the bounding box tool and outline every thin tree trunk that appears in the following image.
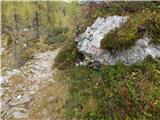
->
[61,2,65,35]
[34,2,40,39]
[47,1,51,24]
[46,1,51,37]
[12,2,22,67]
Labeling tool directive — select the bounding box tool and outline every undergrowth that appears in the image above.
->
[54,2,160,120]
[55,40,79,70]
[106,1,160,15]
[101,11,160,51]
[55,41,160,119]
[144,13,160,44]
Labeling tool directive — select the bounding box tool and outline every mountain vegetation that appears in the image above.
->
[55,1,160,120]
[1,1,84,69]
[1,1,160,120]
[101,10,160,51]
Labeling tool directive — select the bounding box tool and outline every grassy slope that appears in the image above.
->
[55,42,160,119]
[101,11,160,51]
[101,10,160,51]
[55,2,160,120]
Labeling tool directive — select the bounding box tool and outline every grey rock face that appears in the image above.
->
[77,16,160,65]
[77,16,128,56]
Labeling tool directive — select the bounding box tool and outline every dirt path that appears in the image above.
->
[1,48,68,120]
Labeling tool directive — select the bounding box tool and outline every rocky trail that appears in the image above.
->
[1,48,67,120]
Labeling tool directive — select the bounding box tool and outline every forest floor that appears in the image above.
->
[1,48,68,120]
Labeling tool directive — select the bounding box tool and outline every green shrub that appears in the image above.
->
[55,41,78,70]
[144,13,160,44]
[19,49,33,64]
[28,38,38,48]
[101,11,160,51]
[107,1,160,15]
[53,26,69,35]
[47,35,66,44]
[101,17,139,51]
[62,57,160,119]
[54,2,160,119]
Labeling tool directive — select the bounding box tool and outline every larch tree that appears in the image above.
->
[33,1,40,39]
[12,1,23,67]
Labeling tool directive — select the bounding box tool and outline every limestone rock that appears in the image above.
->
[77,16,160,65]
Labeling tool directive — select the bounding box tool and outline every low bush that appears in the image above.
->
[101,17,140,51]
[144,13,160,44]
[107,1,160,15]
[53,26,69,35]
[63,58,160,120]
[55,41,79,70]
[54,33,160,120]
[53,2,160,119]
[101,11,160,51]
[46,35,66,44]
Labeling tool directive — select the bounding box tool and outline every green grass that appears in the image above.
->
[46,35,66,44]
[54,2,160,119]
[55,41,79,70]
[144,13,160,44]
[101,11,160,51]
[106,1,160,15]
[66,59,160,120]
[55,41,160,119]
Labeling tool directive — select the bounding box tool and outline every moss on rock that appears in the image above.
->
[101,11,160,51]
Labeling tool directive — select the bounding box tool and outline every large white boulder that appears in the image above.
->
[77,16,160,65]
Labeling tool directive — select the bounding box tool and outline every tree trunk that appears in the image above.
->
[47,1,51,24]
[46,1,51,37]
[33,2,40,39]
[12,2,23,67]
[61,2,65,35]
